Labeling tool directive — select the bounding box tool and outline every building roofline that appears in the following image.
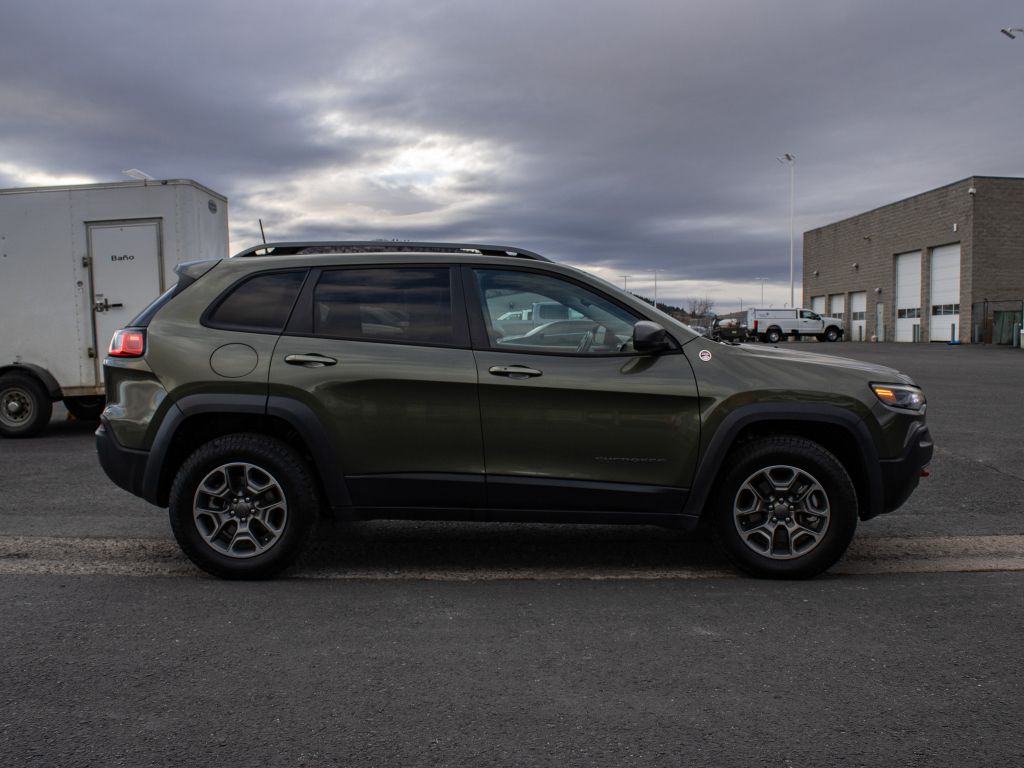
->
[805,175,1024,234]
[0,178,227,202]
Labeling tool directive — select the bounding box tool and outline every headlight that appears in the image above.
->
[870,383,926,411]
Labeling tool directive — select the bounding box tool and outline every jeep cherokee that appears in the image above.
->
[96,241,932,579]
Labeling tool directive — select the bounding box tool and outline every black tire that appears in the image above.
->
[64,396,105,421]
[168,433,320,579]
[823,326,840,342]
[711,436,858,579]
[0,373,53,438]
[765,327,783,344]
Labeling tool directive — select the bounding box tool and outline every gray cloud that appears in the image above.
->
[2,0,1023,308]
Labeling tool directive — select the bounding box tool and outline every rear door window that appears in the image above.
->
[313,267,458,346]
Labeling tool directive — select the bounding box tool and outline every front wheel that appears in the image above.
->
[711,436,858,579]
[168,433,321,579]
[823,326,841,342]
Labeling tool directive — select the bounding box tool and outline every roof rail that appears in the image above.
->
[232,241,550,261]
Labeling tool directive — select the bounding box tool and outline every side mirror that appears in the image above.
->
[633,320,671,353]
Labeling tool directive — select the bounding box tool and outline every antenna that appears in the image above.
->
[259,218,267,245]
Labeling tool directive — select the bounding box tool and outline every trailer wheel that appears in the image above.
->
[64,396,105,421]
[0,373,53,438]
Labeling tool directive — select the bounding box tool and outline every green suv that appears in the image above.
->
[96,242,932,579]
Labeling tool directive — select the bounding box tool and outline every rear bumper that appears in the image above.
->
[95,420,149,500]
[876,423,933,516]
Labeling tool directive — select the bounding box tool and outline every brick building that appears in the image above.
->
[802,176,1024,343]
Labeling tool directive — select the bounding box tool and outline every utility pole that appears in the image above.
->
[778,153,796,309]
[620,275,633,292]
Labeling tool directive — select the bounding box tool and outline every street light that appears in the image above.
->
[1001,27,1024,38]
[777,153,796,309]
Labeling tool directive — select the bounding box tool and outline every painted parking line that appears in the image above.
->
[0,534,1022,579]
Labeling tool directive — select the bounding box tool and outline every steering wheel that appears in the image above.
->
[575,324,603,353]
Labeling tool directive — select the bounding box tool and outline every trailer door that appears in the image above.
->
[87,219,163,382]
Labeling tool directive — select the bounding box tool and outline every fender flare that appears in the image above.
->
[141,393,351,509]
[680,402,882,520]
[0,363,62,400]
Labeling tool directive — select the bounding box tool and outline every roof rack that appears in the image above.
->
[232,241,550,261]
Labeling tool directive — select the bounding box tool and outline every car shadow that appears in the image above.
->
[297,519,732,577]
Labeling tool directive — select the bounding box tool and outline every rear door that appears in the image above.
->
[465,265,701,516]
[269,265,485,510]
[87,219,163,382]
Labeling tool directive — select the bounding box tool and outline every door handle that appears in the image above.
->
[488,365,542,379]
[92,299,124,313]
[284,353,338,368]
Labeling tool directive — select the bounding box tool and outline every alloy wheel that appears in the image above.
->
[732,464,831,559]
[192,462,289,558]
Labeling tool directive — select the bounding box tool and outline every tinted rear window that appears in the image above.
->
[206,271,307,332]
[314,267,454,345]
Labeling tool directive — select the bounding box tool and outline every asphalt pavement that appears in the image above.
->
[2,572,1022,767]
[1,341,1022,766]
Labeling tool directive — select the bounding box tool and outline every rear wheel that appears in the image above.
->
[712,436,858,579]
[765,327,783,344]
[168,433,320,579]
[64,396,105,421]
[0,373,52,438]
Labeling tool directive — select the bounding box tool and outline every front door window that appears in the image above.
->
[473,269,641,354]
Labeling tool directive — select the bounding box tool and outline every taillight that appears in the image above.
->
[109,329,146,357]
[753,320,759,332]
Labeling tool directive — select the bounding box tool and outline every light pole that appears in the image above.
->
[754,277,768,307]
[620,275,633,292]
[652,269,660,308]
[778,152,796,308]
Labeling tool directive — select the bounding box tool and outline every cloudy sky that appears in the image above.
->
[3,0,1023,310]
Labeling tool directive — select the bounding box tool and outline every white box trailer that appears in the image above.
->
[0,179,228,436]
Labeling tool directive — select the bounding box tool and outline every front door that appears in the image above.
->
[88,219,163,382]
[798,309,821,335]
[466,266,701,516]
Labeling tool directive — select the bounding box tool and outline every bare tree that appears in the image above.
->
[686,296,715,319]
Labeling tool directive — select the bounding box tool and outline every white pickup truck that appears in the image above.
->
[747,308,845,343]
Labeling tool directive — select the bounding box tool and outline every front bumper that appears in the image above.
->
[877,423,933,516]
[95,420,149,500]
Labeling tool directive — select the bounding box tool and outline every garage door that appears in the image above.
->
[811,295,825,315]
[895,251,921,342]
[929,244,960,342]
[828,293,845,321]
[850,291,867,342]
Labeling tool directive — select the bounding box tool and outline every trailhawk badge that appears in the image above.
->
[698,349,713,362]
